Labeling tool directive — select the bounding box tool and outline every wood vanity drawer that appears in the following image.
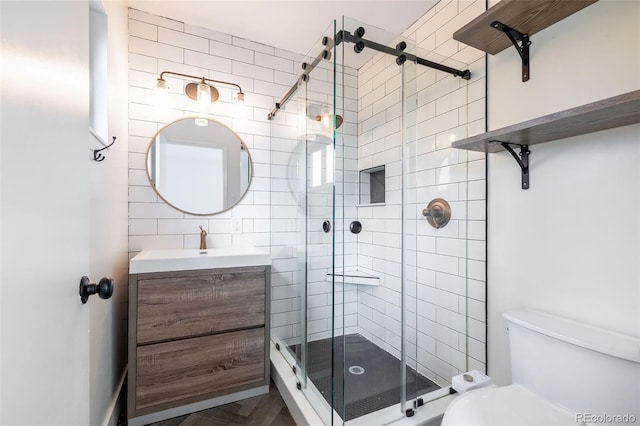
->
[135,327,265,413]
[136,266,265,344]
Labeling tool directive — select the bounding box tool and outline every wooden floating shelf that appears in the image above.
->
[452,90,640,153]
[453,0,599,55]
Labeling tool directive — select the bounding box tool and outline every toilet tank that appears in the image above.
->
[503,309,640,421]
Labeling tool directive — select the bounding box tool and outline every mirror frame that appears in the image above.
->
[145,116,253,216]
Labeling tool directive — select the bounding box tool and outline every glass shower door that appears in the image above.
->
[331,17,422,424]
[268,18,339,420]
[299,21,339,425]
[401,37,421,416]
[405,44,473,404]
[268,67,308,384]
[270,15,476,425]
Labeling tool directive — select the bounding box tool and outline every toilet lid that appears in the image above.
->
[442,384,579,426]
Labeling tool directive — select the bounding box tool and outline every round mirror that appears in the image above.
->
[146,117,252,215]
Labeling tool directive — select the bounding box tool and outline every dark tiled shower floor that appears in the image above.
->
[289,333,439,421]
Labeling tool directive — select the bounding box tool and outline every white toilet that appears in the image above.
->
[442,308,640,426]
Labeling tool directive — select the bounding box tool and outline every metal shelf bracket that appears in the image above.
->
[491,21,531,82]
[493,141,531,190]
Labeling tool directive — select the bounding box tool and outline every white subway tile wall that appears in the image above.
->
[127,9,360,347]
[267,41,360,344]
[354,0,487,387]
[127,10,293,260]
[127,2,486,388]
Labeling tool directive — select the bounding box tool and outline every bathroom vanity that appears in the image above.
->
[127,248,271,425]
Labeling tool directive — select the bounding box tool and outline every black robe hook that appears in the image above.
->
[93,136,116,162]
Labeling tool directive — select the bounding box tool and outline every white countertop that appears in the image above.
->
[129,247,271,274]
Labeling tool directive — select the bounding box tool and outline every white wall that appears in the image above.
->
[1,1,93,422]
[90,1,130,425]
[1,1,91,424]
[487,0,640,385]
[1,1,129,424]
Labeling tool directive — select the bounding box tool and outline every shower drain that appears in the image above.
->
[348,365,365,375]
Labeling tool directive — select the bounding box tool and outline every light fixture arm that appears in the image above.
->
[158,71,244,95]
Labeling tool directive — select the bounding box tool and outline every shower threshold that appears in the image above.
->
[288,333,440,421]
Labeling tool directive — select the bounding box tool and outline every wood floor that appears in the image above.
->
[121,381,297,426]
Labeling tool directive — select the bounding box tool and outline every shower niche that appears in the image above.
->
[269,14,479,425]
[359,165,385,205]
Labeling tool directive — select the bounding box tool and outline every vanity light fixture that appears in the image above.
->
[155,71,245,108]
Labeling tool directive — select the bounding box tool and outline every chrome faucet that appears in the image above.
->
[199,226,207,250]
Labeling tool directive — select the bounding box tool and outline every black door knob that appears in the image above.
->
[79,276,114,304]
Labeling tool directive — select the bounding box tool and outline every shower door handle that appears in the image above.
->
[322,220,331,233]
[349,221,362,234]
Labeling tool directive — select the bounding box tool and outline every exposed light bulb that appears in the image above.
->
[235,92,246,118]
[156,78,169,105]
[156,78,167,91]
[197,80,211,113]
[321,107,332,129]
